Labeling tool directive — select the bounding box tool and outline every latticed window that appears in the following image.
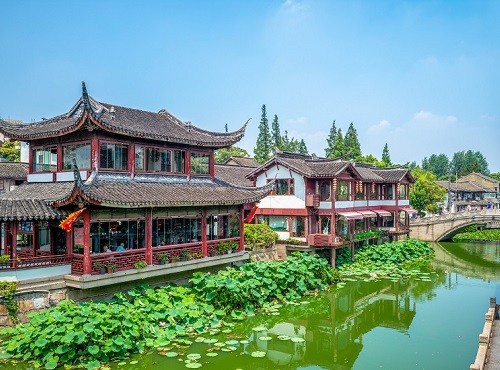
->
[190,152,210,175]
[271,178,295,195]
[32,146,57,172]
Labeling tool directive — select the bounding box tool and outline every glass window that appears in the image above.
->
[135,146,144,171]
[399,184,407,200]
[174,150,185,173]
[191,153,210,175]
[387,184,395,200]
[90,220,145,253]
[320,181,331,201]
[337,181,349,201]
[152,217,201,246]
[32,147,57,172]
[63,143,91,170]
[274,179,294,195]
[100,143,128,170]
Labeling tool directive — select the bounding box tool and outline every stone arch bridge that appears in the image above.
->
[409,209,500,242]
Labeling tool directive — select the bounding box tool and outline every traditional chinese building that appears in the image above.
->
[0,83,272,281]
[246,152,416,262]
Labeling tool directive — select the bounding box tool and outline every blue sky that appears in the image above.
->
[1,0,499,171]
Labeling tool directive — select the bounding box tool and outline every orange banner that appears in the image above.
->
[59,208,86,232]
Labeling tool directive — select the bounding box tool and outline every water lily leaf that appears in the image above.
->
[277,335,291,340]
[185,363,202,368]
[258,336,272,341]
[203,338,218,344]
[187,353,202,360]
[252,326,267,332]
[239,339,249,344]
[88,345,99,355]
[117,362,127,366]
[165,352,178,357]
[206,352,218,357]
[251,351,266,358]
[291,337,305,343]
[195,337,206,343]
[225,340,239,346]
[214,342,226,347]
[85,360,101,370]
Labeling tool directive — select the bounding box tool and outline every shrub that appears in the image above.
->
[134,260,147,269]
[244,223,278,250]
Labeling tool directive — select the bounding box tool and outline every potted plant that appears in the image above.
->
[73,244,84,254]
[157,252,169,265]
[170,254,180,263]
[0,254,10,267]
[93,261,106,274]
[218,241,238,254]
[134,260,147,269]
[106,263,116,273]
[180,249,189,262]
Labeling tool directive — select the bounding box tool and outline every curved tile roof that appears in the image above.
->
[0,199,67,221]
[0,162,28,179]
[79,173,273,207]
[214,164,255,187]
[0,82,246,148]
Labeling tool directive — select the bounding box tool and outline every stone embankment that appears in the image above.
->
[471,297,499,370]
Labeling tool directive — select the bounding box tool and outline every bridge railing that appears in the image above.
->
[411,208,500,224]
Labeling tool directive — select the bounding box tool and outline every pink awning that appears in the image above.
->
[372,209,392,217]
[400,207,418,215]
[358,210,377,218]
[337,211,364,220]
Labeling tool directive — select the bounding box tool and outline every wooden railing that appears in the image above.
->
[0,255,71,270]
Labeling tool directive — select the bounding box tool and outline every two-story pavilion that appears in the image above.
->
[0,83,272,278]
[246,152,415,254]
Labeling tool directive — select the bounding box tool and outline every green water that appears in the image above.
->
[5,241,500,369]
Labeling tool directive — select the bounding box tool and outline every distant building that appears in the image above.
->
[436,172,499,212]
[0,162,27,194]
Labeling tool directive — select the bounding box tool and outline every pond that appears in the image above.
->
[5,241,500,369]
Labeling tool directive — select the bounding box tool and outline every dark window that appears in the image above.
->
[320,181,331,201]
[337,181,349,201]
[100,143,128,170]
[273,179,295,195]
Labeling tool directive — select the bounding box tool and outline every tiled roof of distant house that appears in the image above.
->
[214,164,255,187]
[223,156,260,168]
[0,162,28,179]
[0,82,246,148]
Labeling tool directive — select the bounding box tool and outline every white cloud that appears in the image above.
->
[412,110,457,124]
[285,116,308,127]
[280,0,306,14]
[367,119,391,133]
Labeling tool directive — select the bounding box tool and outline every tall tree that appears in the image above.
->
[421,153,450,179]
[410,168,446,216]
[215,146,250,164]
[297,139,308,154]
[381,143,392,166]
[358,154,380,165]
[344,122,362,161]
[490,172,500,181]
[450,150,489,177]
[254,104,271,164]
[333,128,346,158]
[270,114,282,153]
[324,120,337,158]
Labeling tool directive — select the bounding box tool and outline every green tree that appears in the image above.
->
[410,168,446,216]
[325,120,337,158]
[450,150,489,177]
[270,114,283,153]
[344,122,362,161]
[490,172,500,181]
[297,139,308,154]
[333,128,346,158]
[381,143,392,166]
[421,153,450,179]
[0,141,20,162]
[254,104,271,164]
[215,146,250,164]
[358,154,380,165]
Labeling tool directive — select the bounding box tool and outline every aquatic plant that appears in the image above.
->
[452,229,500,242]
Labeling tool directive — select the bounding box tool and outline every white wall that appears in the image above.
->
[255,164,305,201]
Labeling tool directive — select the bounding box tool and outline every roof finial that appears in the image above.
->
[82,81,88,102]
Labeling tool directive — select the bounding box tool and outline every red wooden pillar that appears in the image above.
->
[82,209,92,275]
[145,208,153,265]
[66,230,72,258]
[201,208,208,257]
[32,222,38,257]
[395,184,400,231]
[11,222,18,268]
[185,150,191,175]
[239,206,244,251]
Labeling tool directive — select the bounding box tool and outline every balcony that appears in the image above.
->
[306,194,320,207]
[307,234,345,247]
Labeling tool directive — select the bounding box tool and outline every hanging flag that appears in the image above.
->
[244,205,258,223]
[59,208,86,232]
